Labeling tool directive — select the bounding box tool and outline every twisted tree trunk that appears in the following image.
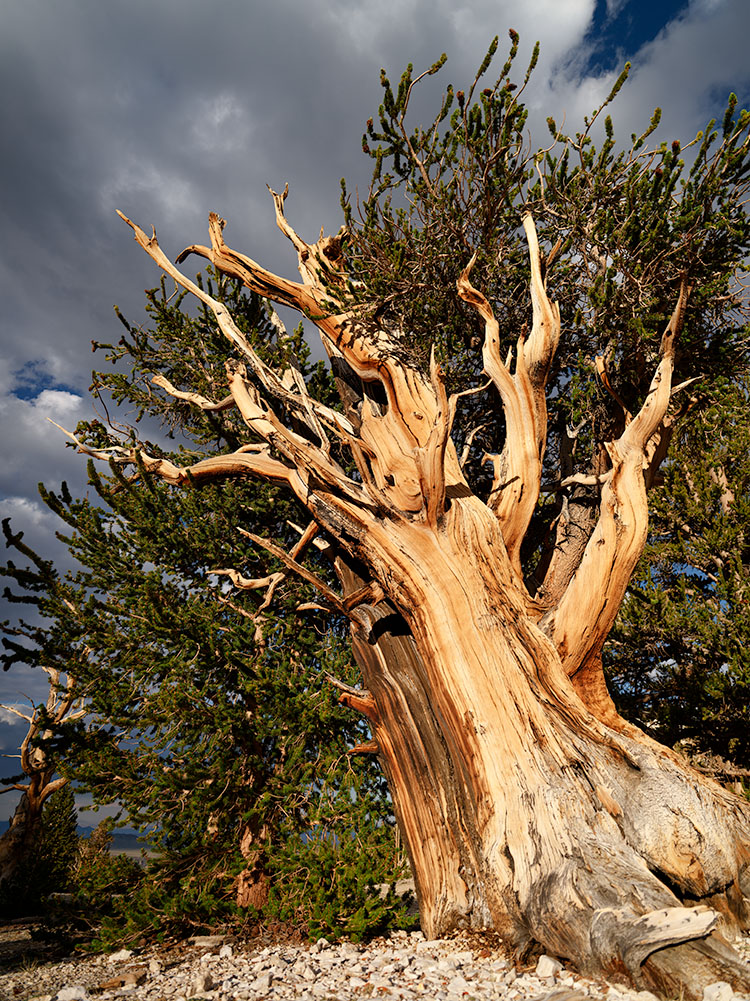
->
[64,196,750,997]
[336,501,750,998]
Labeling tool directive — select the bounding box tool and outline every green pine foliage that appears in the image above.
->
[265,773,416,941]
[1,274,408,942]
[37,783,80,895]
[74,819,142,901]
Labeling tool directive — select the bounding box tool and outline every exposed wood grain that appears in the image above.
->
[67,200,750,998]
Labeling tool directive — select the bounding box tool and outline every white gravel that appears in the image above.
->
[1,929,749,1001]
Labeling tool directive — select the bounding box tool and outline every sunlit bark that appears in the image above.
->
[61,198,750,998]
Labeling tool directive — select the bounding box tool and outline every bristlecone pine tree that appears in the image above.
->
[0,656,83,893]
[60,36,750,996]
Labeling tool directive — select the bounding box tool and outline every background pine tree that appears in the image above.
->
[2,274,413,942]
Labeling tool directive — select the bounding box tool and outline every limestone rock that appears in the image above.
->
[536,953,563,979]
[703,983,735,1001]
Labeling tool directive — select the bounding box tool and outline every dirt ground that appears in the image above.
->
[0,916,73,970]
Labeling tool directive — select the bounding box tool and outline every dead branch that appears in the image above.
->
[456,214,561,574]
[542,280,692,682]
[151,375,236,412]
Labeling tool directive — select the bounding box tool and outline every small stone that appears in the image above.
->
[703,984,734,1001]
[56,989,89,1001]
[148,959,162,975]
[446,974,470,994]
[190,971,214,994]
[108,949,133,962]
[536,954,563,979]
[250,971,273,992]
[189,935,225,948]
[218,943,234,959]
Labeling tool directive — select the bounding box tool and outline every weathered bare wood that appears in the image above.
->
[151,374,236,412]
[541,282,691,687]
[456,215,561,575]
[61,198,750,997]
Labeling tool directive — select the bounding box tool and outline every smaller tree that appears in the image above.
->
[32,783,80,899]
[0,649,83,903]
[0,784,80,917]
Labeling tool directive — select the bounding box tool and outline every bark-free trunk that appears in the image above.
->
[99,199,750,997]
[338,498,750,998]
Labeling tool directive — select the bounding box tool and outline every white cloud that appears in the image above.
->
[189,92,252,157]
[0,383,91,502]
[100,157,197,223]
[326,0,597,72]
[0,495,59,531]
[449,0,596,63]
[0,704,31,726]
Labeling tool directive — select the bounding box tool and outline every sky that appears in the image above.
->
[1,0,749,817]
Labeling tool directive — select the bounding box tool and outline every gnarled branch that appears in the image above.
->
[457,214,560,574]
[541,281,691,694]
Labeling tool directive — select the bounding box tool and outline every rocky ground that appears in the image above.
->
[1,924,749,1001]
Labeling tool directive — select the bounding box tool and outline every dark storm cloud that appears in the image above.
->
[0,0,362,386]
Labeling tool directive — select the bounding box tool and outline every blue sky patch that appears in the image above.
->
[11,361,80,402]
[583,0,691,75]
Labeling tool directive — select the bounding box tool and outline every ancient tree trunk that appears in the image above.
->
[339,515,750,996]
[68,197,750,997]
[0,793,44,890]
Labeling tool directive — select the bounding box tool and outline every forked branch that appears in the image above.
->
[542,280,691,679]
[457,214,560,573]
[121,205,467,525]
